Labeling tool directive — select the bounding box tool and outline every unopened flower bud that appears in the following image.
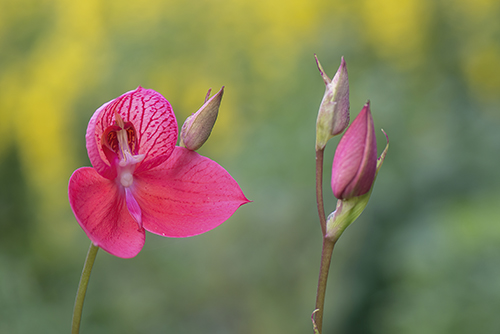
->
[331,102,376,200]
[180,86,224,151]
[315,55,350,151]
[326,104,389,241]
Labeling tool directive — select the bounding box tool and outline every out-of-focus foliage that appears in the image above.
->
[0,0,499,333]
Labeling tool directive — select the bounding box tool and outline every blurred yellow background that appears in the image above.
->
[1,0,500,333]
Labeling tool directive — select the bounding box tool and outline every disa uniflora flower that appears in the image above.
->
[69,87,248,258]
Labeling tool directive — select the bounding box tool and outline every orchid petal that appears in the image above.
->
[125,187,142,228]
[68,167,145,258]
[86,87,178,179]
[133,147,249,237]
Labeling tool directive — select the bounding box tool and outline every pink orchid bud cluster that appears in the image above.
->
[313,57,389,334]
[314,56,388,239]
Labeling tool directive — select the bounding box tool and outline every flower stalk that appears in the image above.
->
[313,235,337,334]
[313,55,350,332]
[72,242,99,334]
[315,148,327,236]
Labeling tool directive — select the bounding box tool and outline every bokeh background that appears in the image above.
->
[1,0,500,333]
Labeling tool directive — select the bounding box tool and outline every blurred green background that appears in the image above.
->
[1,0,500,333]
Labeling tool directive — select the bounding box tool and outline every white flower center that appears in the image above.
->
[113,113,144,188]
[120,171,134,188]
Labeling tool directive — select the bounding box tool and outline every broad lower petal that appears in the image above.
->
[86,87,178,179]
[133,147,249,237]
[68,167,145,258]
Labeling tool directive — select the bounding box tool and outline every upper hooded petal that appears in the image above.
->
[132,146,249,237]
[68,167,145,258]
[86,87,178,179]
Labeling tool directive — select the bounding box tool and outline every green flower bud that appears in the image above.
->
[315,55,350,151]
[180,87,224,151]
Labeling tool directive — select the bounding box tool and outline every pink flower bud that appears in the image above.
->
[331,102,377,200]
[180,86,224,151]
[315,55,350,150]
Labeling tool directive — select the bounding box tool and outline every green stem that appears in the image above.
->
[313,236,337,334]
[314,146,335,333]
[72,242,99,334]
[315,148,326,236]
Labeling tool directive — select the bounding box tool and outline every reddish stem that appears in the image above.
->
[315,148,327,236]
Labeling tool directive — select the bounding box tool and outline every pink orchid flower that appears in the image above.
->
[69,87,249,258]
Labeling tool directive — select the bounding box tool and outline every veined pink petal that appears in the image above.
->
[133,147,249,237]
[68,167,145,258]
[86,87,178,179]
